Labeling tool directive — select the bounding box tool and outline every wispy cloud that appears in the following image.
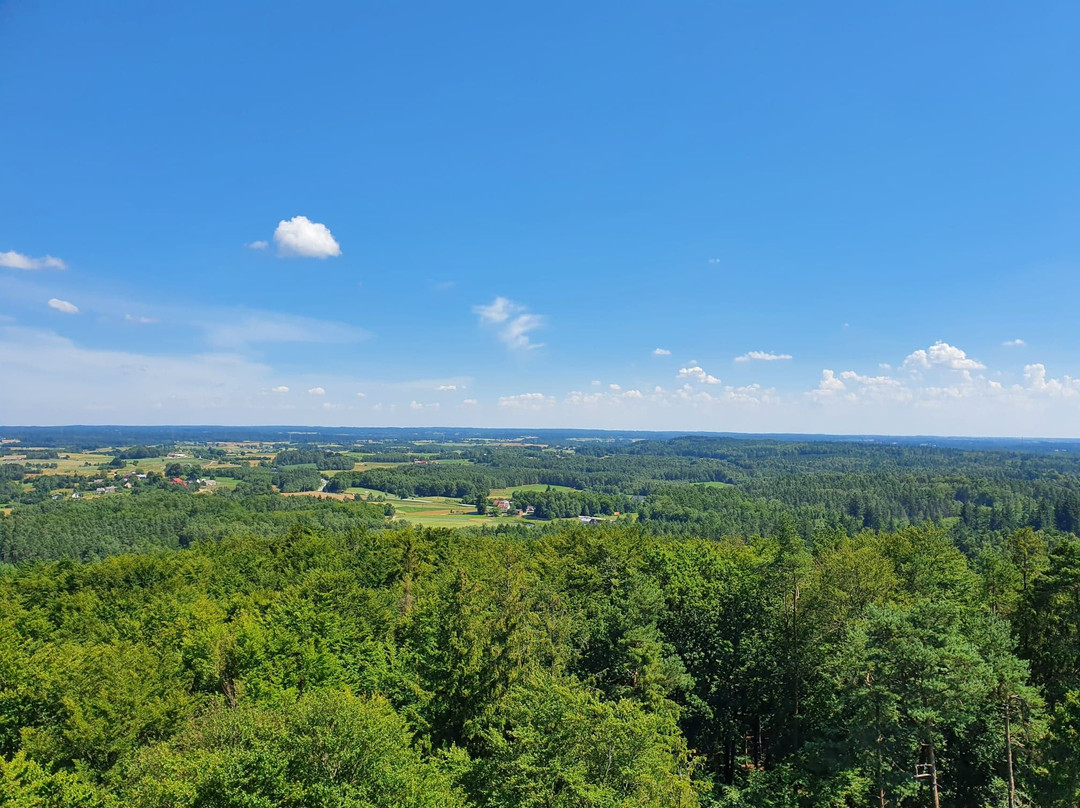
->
[0,326,277,423]
[268,216,341,258]
[735,350,792,363]
[1002,338,1026,347]
[271,385,290,393]
[307,387,325,395]
[498,392,555,409]
[474,296,519,325]
[1,250,66,270]
[48,298,79,314]
[473,296,545,351]
[247,240,269,250]
[124,314,159,324]
[652,348,671,356]
[200,311,367,349]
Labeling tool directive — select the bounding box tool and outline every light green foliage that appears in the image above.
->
[20,641,190,772]
[119,691,464,808]
[464,673,701,808]
[0,751,106,808]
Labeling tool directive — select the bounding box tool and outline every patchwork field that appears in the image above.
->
[346,487,527,527]
[0,447,246,477]
[1,451,108,474]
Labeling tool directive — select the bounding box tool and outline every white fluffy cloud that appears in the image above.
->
[677,366,720,384]
[903,341,985,372]
[307,387,326,395]
[473,296,545,351]
[1003,338,1026,347]
[810,367,919,403]
[805,338,1080,422]
[808,369,847,401]
[271,385,290,393]
[437,384,458,391]
[652,348,671,356]
[271,216,341,259]
[839,370,903,388]
[1,251,66,270]
[47,298,78,314]
[735,350,792,363]
[1024,364,1080,397]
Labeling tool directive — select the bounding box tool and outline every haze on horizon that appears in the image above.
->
[3,2,1078,436]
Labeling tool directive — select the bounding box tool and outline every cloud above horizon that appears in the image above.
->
[652,348,671,356]
[1,250,67,270]
[498,392,555,409]
[270,216,341,259]
[5,319,1080,436]
[735,350,792,362]
[902,341,985,372]
[677,366,721,384]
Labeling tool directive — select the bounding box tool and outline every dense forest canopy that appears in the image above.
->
[1,428,1079,806]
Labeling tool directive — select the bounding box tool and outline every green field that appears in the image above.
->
[348,461,403,471]
[345,487,399,500]
[343,488,526,528]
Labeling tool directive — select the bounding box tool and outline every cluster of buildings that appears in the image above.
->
[491,498,537,517]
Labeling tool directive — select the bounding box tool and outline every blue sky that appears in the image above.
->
[2,1,1079,434]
